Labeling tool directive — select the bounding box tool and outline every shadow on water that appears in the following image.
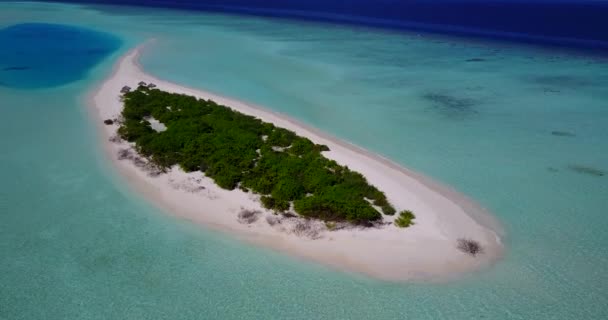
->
[422,92,479,119]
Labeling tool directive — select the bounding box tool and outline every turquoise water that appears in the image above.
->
[1,2,607,319]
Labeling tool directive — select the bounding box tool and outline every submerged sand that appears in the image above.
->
[89,45,504,282]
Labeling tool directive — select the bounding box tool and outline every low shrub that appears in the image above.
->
[325,221,337,231]
[381,205,396,216]
[395,210,415,228]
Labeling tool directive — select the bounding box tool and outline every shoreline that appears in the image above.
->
[89,44,504,282]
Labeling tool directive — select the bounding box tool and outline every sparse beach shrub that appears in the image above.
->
[281,212,297,218]
[266,215,281,226]
[395,210,415,228]
[238,209,261,224]
[292,220,321,239]
[103,119,114,125]
[117,148,132,160]
[108,135,121,143]
[457,238,483,256]
[325,221,336,231]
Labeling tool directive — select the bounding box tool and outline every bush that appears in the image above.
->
[457,238,483,256]
[260,196,275,210]
[274,199,290,212]
[381,204,396,216]
[266,215,281,226]
[260,196,289,212]
[395,210,415,228]
[316,144,330,152]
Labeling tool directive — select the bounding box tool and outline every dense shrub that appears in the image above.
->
[119,86,396,224]
[260,196,275,210]
[381,205,396,216]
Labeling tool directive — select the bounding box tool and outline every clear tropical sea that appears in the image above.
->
[1,2,607,319]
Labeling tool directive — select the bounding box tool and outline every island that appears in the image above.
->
[90,45,504,281]
[118,83,399,226]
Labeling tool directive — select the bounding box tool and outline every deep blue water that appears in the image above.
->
[30,0,608,51]
[0,23,121,88]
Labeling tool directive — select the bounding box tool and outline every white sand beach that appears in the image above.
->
[89,45,504,282]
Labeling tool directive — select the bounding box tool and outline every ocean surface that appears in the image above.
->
[31,0,608,50]
[1,2,607,319]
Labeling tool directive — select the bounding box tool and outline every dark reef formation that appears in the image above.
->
[551,131,576,137]
[567,165,605,177]
[423,93,478,118]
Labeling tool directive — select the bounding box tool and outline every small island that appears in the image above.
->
[91,46,503,281]
[118,84,399,226]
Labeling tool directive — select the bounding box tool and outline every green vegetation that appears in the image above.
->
[118,85,396,224]
[395,210,415,228]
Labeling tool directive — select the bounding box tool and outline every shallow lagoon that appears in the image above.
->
[0,2,607,319]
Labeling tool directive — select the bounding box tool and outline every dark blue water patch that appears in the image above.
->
[42,0,608,52]
[0,23,121,89]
